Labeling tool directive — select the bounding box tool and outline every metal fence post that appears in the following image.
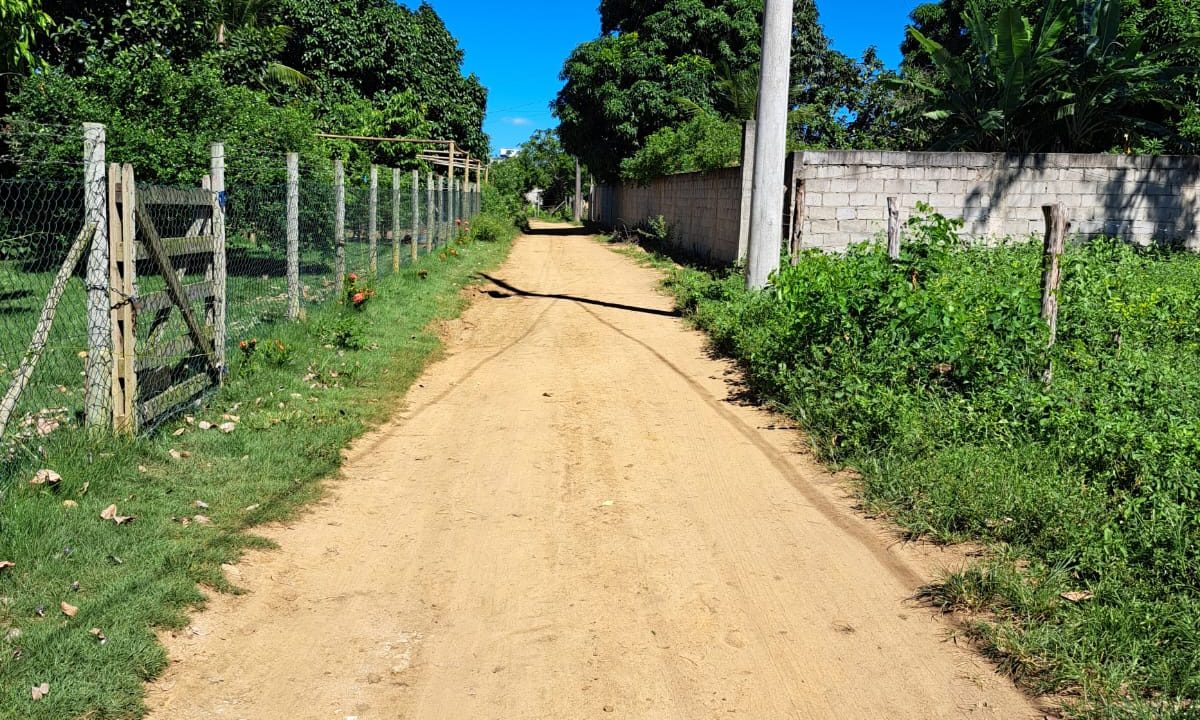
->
[210,142,227,376]
[334,159,346,294]
[286,152,300,319]
[368,165,378,274]
[82,122,112,427]
[411,169,420,262]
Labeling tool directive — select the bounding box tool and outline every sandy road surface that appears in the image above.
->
[146,223,1039,719]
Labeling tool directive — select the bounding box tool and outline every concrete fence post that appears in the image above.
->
[425,170,434,254]
[391,167,401,272]
[82,122,112,427]
[286,152,300,319]
[334,159,346,294]
[368,165,378,274]
[210,142,227,375]
[411,169,420,262]
[737,120,756,263]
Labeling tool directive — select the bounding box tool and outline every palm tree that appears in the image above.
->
[214,0,311,89]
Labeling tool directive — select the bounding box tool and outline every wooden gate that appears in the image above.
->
[108,163,225,432]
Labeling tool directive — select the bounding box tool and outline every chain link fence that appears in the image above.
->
[1,124,482,451]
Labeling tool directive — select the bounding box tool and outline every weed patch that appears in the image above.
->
[657,213,1200,719]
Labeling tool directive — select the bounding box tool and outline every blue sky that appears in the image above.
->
[421,1,920,155]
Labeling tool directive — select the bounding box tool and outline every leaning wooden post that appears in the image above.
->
[0,223,97,439]
[82,122,112,428]
[286,152,300,320]
[411,169,420,262]
[391,167,401,272]
[368,165,379,274]
[334,159,346,294]
[886,196,901,260]
[425,170,434,254]
[1041,203,1068,384]
[210,142,227,376]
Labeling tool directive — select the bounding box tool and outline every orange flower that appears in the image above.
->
[348,272,358,282]
[351,292,366,305]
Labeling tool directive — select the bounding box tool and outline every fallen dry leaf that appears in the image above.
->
[185,415,195,425]
[222,414,240,422]
[89,627,107,644]
[31,682,49,701]
[180,450,192,458]
[137,465,147,473]
[244,503,260,511]
[62,500,78,509]
[99,504,134,525]
[218,422,236,433]
[0,561,14,571]
[169,449,182,460]
[1060,590,1094,603]
[194,500,209,509]
[35,417,60,436]
[172,427,186,437]
[198,420,213,430]
[192,515,212,525]
[60,601,78,618]
[30,469,61,487]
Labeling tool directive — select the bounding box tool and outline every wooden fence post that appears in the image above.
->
[391,167,401,272]
[368,165,378,274]
[411,169,420,262]
[425,170,434,254]
[887,196,901,260]
[83,122,112,428]
[334,159,346,294]
[1041,203,1068,383]
[110,163,137,432]
[286,152,300,320]
[210,142,227,376]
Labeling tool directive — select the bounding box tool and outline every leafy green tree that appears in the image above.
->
[620,113,742,183]
[897,0,1187,152]
[899,0,1199,152]
[0,0,50,74]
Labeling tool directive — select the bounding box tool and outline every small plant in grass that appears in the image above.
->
[315,313,367,351]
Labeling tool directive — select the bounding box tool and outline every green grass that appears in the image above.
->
[630,209,1200,720]
[0,231,512,718]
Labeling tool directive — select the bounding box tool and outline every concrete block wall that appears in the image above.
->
[591,166,744,263]
[796,151,1200,252]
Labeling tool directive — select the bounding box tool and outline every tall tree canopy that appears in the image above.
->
[3,0,488,182]
[555,0,907,182]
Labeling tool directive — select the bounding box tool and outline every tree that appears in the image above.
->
[555,0,894,182]
[0,0,50,75]
[898,0,1200,152]
[896,0,1187,152]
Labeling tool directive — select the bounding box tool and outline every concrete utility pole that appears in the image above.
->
[574,158,582,223]
[745,0,793,289]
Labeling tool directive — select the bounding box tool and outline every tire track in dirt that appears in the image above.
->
[144,222,1042,720]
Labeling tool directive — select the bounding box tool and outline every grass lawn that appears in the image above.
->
[0,231,511,718]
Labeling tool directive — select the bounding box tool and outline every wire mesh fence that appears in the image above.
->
[1,130,483,449]
[0,178,90,456]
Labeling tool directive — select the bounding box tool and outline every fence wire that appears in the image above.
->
[2,149,482,449]
[0,179,89,456]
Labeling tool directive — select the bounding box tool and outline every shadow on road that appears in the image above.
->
[477,273,680,319]
[523,224,594,237]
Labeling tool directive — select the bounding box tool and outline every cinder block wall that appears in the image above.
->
[796,151,1200,251]
[592,166,743,263]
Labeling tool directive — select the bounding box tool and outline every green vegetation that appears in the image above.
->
[0,232,512,718]
[488,129,577,217]
[2,0,488,194]
[556,0,1199,181]
[649,213,1200,718]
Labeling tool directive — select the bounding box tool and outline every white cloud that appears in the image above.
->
[504,117,533,126]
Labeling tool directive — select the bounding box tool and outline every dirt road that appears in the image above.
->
[146,224,1039,719]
